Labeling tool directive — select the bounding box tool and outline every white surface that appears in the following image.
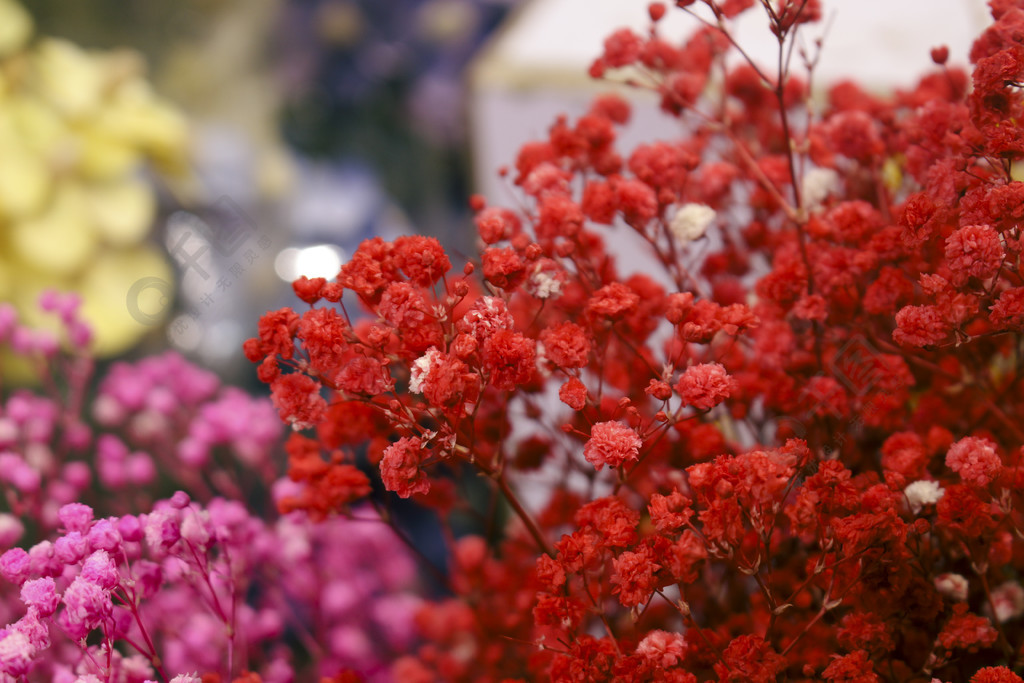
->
[470,0,990,207]
[487,0,989,86]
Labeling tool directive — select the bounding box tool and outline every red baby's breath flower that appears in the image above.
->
[635,629,688,667]
[575,496,640,548]
[825,110,884,163]
[946,436,1003,487]
[540,322,591,369]
[822,649,880,682]
[395,235,451,288]
[334,355,392,396]
[558,377,587,411]
[456,296,514,345]
[601,28,644,68]
[379,437,431,498]
[337,237,399,302]
[945,225,1004,285]
[837,612,895,658]
[586,282,640,320]
[971,667,1024,683]
[665,530,707,583]
[581,179,618,224]
[937,484,997,538]
[583,421,642,470]
[481,247,527,290]
[537,194,584,239]
[255,308,300,360]
[676,362,734,411]
[270,374,327,431]
[937,603,999,652]
[279,434,371,519]
[482,329,536,390]
[615,177,659,228]
[714,635,787,683]
[522,161,571,199]
[234,4,1024,680]
[611,547,659,607]
[990,287,1024,329]
[292,276,326,304]
[893,305,949,347]
[475,206,521,244]
[881,432,929,480]
[297,307,348,374]
[648,489,694,533]
[931,45,950,65]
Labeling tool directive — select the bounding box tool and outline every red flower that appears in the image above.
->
[558,377,587,411]
[409,348,479,415]
[945,225,1004,285]
[937,603,998,652]
[482,330,536,390]
[893,305,949,347]
[635,630,688,667]
[990,287,1024,329]
[822,650,879,683]
[586,282,640,320]
[971,667,1024,683]
[648,489,694,533]
[297,307,348,374]
[676,362,734,411]
[946,436,1003,487]
[255,308,300,360]
[475,206,521,244]
[270,374,327,430]
[481,247,527,290]
[584,421,642,470]
[714,635,787,683]
[395,235,451,287]
[540,322,591,369]
[611,548,659,607]
[379,437,431,498]
[292,275,326,304]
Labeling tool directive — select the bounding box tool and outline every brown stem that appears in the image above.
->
[495,470,554,557]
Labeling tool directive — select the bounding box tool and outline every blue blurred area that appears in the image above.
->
[277,0,515,250]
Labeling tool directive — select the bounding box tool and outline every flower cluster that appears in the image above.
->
[0,297,420,681]
[0,0,188,356]
[247,1,1024,681]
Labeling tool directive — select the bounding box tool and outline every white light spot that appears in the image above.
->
[274,244,345,282]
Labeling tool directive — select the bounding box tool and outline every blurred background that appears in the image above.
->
[3,0,517,379]
[0,0,989,379]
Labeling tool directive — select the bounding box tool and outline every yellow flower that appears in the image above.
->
[0,1,190,357]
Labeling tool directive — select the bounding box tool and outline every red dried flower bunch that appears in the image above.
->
[249,1,1024,680]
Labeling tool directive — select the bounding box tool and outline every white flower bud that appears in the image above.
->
[904,479,944,514]
[670,203,715,244]
[801,168,840,211]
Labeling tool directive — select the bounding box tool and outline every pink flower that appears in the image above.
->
[0,629,34,676]
[0,548,30,585]
[57,503,93,534]
[59,576,112,640]
[20,577,59,616]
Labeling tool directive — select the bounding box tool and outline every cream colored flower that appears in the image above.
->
[669,203,715,244]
